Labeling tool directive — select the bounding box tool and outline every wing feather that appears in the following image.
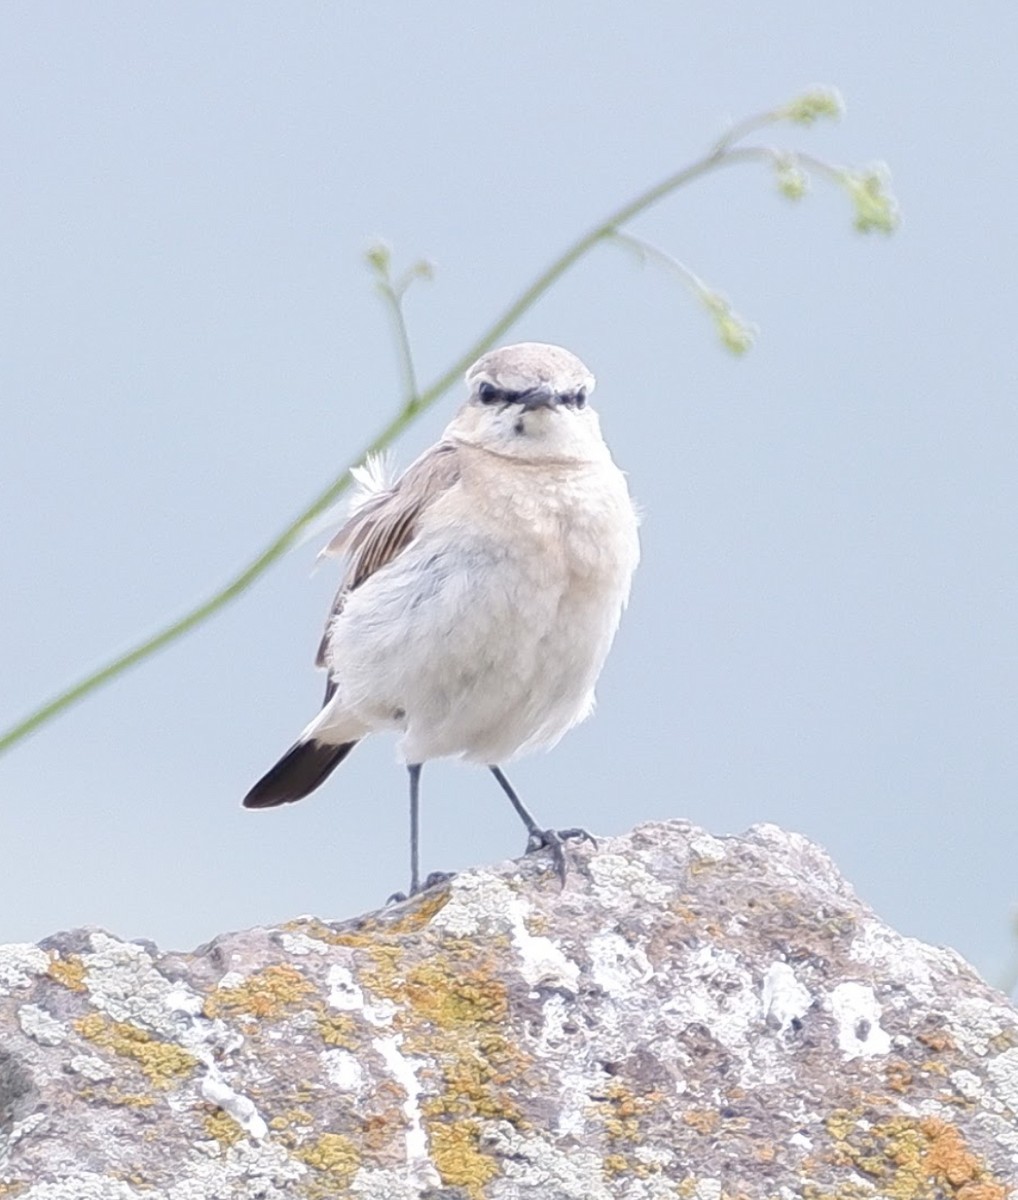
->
[315,441,461,671]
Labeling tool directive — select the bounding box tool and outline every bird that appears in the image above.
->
[243,341,640,895]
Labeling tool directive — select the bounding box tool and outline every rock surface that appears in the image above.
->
[1,820,1017,1199]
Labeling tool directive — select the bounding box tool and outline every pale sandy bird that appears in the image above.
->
[244,342,640,894]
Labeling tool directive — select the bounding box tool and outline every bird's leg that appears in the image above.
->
[387,764,455,903]
[488,765,596,885]
[408,762,422,896]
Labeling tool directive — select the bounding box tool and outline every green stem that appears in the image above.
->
[0,136,809,755]
[377,281,420,406]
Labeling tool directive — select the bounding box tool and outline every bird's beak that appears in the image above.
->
[519,384,557,412]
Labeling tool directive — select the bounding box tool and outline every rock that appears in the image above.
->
[0,820,1016,1198]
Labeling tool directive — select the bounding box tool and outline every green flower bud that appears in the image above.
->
[782,87,844,126]
[701,290,756,355]
[775,156,809,201]
[364,240,392,276]
[840,164,900,234]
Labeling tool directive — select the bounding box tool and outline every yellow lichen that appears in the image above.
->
[316,1010,357,1048]
[405,960,508,1028]
[289,891,450,945]
[594,1079,663,1144]
[73,1012,197,1088]
[204,1108,244,1145]
[296,1132,360,1195]
[47,953,87,991]
[203,963,316,1020]
[104,1091,157,1108]
[421,1031,525,1128]
[429,1120,499,1197]
[358,943,404,1001]
[921,1060,949,1077]
[269,1107,315,1132]
[285,917,359,945]
[384,887,451,933]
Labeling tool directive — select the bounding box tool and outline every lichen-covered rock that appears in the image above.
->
[1,821,1016,1198]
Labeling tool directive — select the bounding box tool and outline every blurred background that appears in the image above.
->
[2,3,1016,988]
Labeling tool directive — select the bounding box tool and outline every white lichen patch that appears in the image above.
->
[68,1053,116,1082]
[481,1121,614,1198]
[947,996,1009,1057]
[18,1174,143,1199]
[327,961,395,1027]
[0,943,49,993]
[278,931,330,957]
[164,987,204,1017]
[322,1048,363,1091]
[589,854,671,906]
[82,932,192,1039]
[847,917,971,1008]
[429,872,519,937]
[200,1069,268,1140]
[509,902,578,991]
[327,963,365,1010]
[373,1034,439,1189]
[829,981,891,1058]
[18,1003,66,1045]
[661,945,758,1053]
[986,1046,1018,1115]
[588,932,653,999]
[429,871,579,989]
[164,1138,305,1199]
[949,1068,984,1102]
[693,1180,724,1200]
[761,962,812,1033]
[687,830,726,864]
[349,1166,431,1199]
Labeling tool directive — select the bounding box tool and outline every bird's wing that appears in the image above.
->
[315,441,462,673]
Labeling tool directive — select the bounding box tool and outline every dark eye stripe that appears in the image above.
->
[478,381,507,405]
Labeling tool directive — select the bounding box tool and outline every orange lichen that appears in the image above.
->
[885,1059,914,1094]
[824,1109,1009,1199]
[682,1108,721,1135]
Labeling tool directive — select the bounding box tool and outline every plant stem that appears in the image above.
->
[377,281,420,406]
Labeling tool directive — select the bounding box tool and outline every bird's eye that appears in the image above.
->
[567,390,587,409]
[478,382,503,405]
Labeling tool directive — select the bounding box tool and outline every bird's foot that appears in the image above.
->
[525,826,597,885]
[387,870,455,905]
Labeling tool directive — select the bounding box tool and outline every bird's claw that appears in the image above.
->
[387,869,455,905]
[525,826,597,885]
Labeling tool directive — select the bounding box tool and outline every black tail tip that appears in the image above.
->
[243,739,357,809]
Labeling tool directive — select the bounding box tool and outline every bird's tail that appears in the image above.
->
[243,738,358,809]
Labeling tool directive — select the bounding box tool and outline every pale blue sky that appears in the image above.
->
[2,3,1016,986]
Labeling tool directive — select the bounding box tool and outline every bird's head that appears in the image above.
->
[448,342,608,462]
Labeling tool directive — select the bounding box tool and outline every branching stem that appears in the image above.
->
[0,100,874,755]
